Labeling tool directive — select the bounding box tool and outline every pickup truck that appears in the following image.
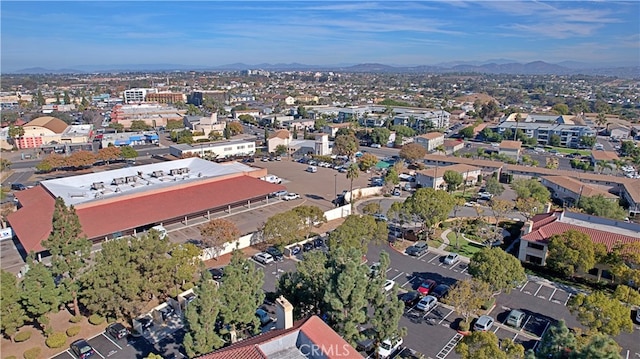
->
[261,175,282,184]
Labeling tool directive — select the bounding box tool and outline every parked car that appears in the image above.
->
[265,247,284,262]
[208,267,225,280]
[70,339,96,359]
[272,190,288,198]
[636,309,640,324]
[313,237,325,248]
[283,193,301,201]
[430,284,450,300]
[416,295,438,311]
[253,252,274,264]
[373,213,388,222]
[370,143,382,148]
[383,279,395,292]
[443,253,460,265]
[417,279,437,295]
[378,337,403,358]
[398,291,421,307]
[106,323,128,340]
[255,308,273,326]
[369,262,381,277]
[474,315,495,331]
[11,183,27,191]
[356,327,377,353]
[506,309,526,328]
[406,241,428,256]
[392,188,401,196]
[302,242,314,252]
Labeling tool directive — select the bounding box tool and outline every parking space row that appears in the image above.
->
[517,280,573,306]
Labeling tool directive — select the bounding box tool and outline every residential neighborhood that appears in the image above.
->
[1,68,640,359]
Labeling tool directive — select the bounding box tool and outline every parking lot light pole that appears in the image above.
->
[334,174,338,207]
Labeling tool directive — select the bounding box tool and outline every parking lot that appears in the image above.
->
[50,330,164,359]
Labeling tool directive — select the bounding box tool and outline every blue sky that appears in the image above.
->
[1,1,638,72]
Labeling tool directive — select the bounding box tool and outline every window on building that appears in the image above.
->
[525,255,543,265]
[224,147,232,151]
[527,242,545,251]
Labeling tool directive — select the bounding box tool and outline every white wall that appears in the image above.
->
[324,205,352,221]
[199,232,257,260]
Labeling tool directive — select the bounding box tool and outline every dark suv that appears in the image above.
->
[406,241,428,256]
[106,322,128,340]
[265,247,284,262]
[11,183,27,191]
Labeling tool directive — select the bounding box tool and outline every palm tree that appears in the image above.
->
[595,112,608,133]
[596,160,612,174]
[513,113,522,141]
[346,163,360,210]
[612,159,626,174]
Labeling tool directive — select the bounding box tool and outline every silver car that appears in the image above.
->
[253,252,274,264]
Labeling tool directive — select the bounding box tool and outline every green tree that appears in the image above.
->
[129,120,150,131]
[459,126,475,139]
[323,247,370,345]
[1,270,26,341]
[166,119,185,131]
[274,144,288,156]
[327,214,387,253]
[443,170,464,192]
[108,122,125,132]
[579,135,596,148]
[368,251,406,353]
[576,333,622,359]
[186,104,200,116]
[183,271,225,358]
[456,331,523,359]
[7,125,25,144]
[36,90,45,105]
[552,103,569,115]
[358,153,378,172]
[370,127,391,145]
[536,320,578,359]
[613,284,640,307]
[21,257,60,333]
[63,91,71,105]
[485,177,505,196]
[511,178,550,204]
[346,163,359,208]
[0,158,12,171]
[292,205,326,239]
[390,125,415,138]
[120,145,138,160]
[444,278,492,324]
[569,291,633,336]
[384,168,400,186]
[278,250,330,317]
[42,197,91,317]
[402,188,457,237]
[479,100,500,120]
[468,247,526,295]
[577,195,627,220]
[398,143,426,163]
[548,134,561,147]
[333,133,359,158]
[361,202,382,215]
[515,197,543,221]
[262,210,303,247]
[217,250,265,336]
[199,218,240,260]
[547,230,605,277]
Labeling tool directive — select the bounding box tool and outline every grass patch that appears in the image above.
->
[446,232,484,257]
[545,146,591,156]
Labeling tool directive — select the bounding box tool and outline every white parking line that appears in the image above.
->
[390,272,405,282]
[417,252,431,261]
[520,281,529,292]
[521,315,532,331]
[533,284,543,297]
[493,326,500,333]
[438,308,454,325]
[548,288,557,301]
[460,265,468,274]
[102,333,123,350]
[95,349,106,359]
[564,293,572,306]
[427,254,439,263]
[385,267,393,273]
[401,276,415,288]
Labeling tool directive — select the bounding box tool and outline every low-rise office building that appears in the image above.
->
[169,139,256,159]
[541,175,618,206]
[414,132,444,152]
[415,164,480,190]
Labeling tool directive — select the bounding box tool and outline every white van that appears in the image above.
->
[306,166,317,173]
[151,225,168,239]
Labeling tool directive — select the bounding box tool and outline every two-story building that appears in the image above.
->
[540,175,618,206]
[415,164,480,190]
[414,132,445,152]
[498,140,522,161]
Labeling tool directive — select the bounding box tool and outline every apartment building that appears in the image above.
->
[110,104,185,129]
[414,132,445,152]
[496,113,595,148]
[123,88,158,104]
[145,92,186,104]
[415,164,481,190]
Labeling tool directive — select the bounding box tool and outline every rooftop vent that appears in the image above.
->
[151,170,164,178]
[169,167,190,176]
[91,182,105,190]
[125,176,137,184]
[112,177,125,185]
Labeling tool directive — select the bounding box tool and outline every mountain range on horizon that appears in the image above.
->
[6,60,640,78]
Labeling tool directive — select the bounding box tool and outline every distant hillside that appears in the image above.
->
[10,61,640,78]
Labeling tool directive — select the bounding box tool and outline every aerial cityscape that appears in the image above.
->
[0,1,639,359]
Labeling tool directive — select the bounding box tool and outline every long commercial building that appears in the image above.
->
[8,158,284,258]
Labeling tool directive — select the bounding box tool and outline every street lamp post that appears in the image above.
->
[334,174,338,207]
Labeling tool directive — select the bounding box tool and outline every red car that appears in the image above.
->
[417,279,437,295]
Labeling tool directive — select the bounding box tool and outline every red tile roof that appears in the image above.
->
[197,316,361,359]
[522,212,639,251]
[8,176,285,253]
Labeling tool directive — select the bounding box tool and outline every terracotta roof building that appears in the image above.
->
[8,158,283,257]
[541,175,618,206]
[518,210,640,266]
[590,150,620,163]
[196,315,361,359]
[415,164,480,190]
[15,116,71,149]
[414,132,445,152]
